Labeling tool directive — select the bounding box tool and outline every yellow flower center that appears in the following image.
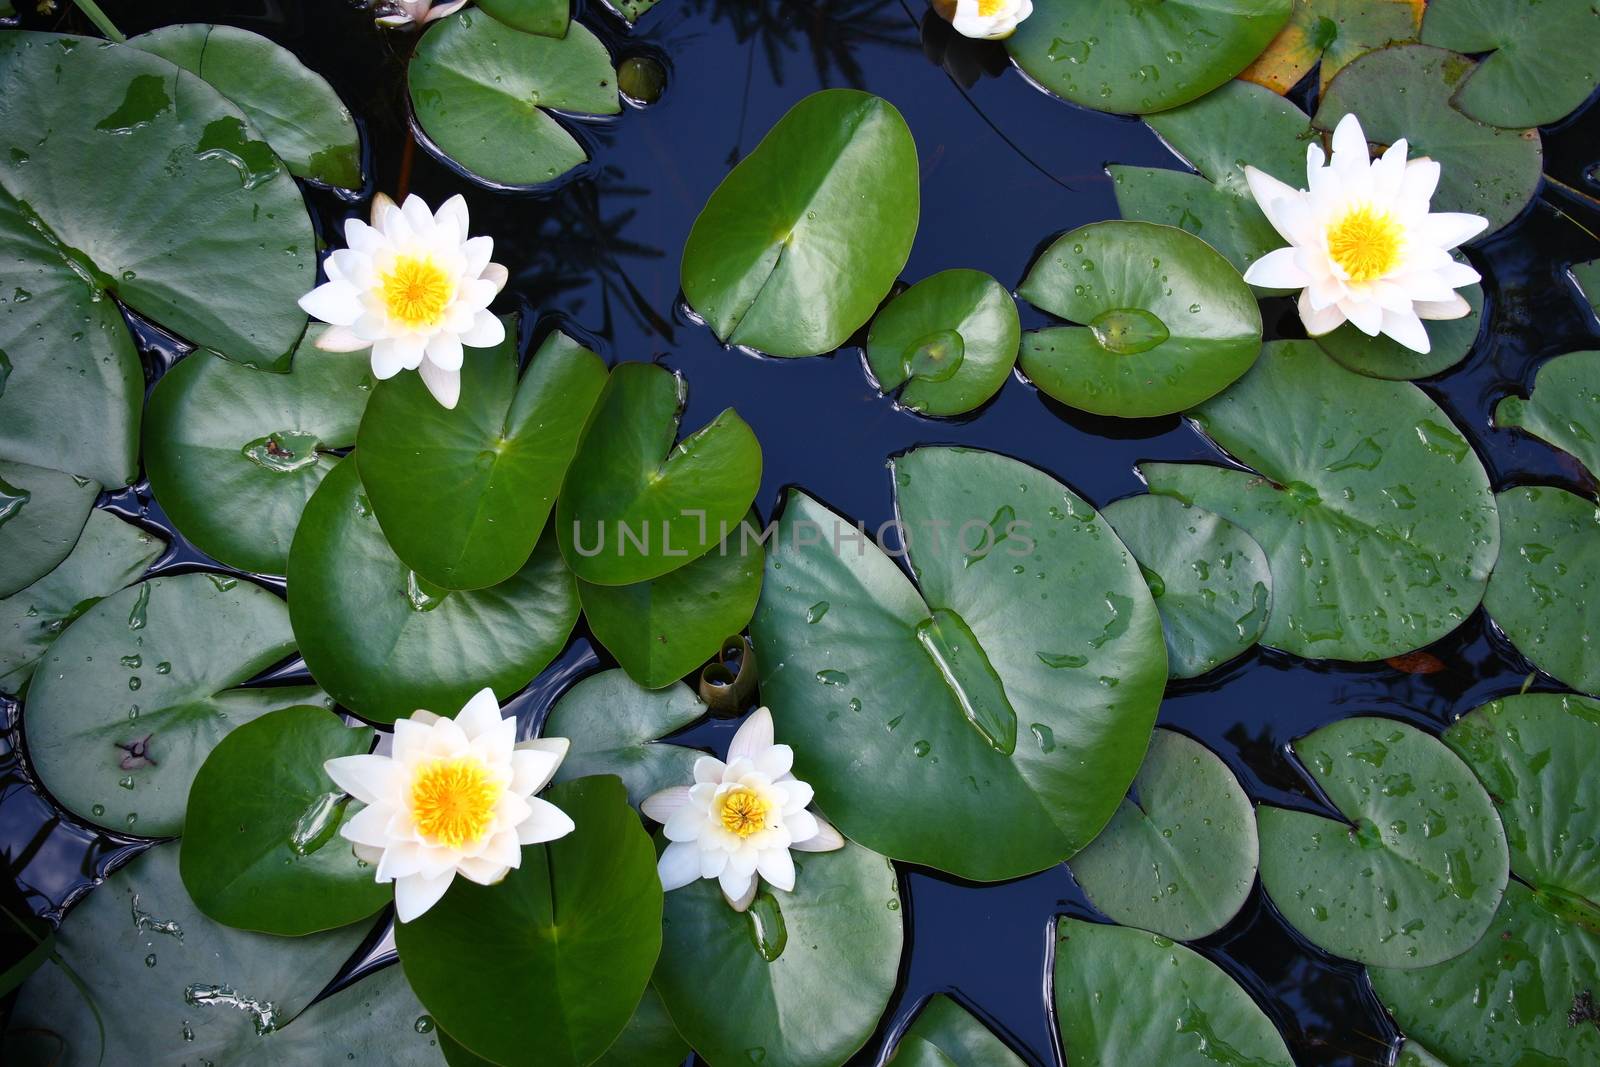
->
[717,787,772,839]
[1326,205,1403,283]
[977,0,1006,13]
[409,757,499,849]
[381,255,454,328]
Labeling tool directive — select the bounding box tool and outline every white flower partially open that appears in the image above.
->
[947,0,1033,40]
[1241,112,1487,354]
[325,688,574,922]
[641,707,843,911]
[298,192,508,409]
[374,0,465,28]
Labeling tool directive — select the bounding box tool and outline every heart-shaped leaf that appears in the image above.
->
[1018,221,1262,418]
[1241,0,1423,93]
[1421,0,1600,128]
[0,460,99,598]
[544,669,707,806]
[358,327,607,590]
[1494,351,1600,482]
[864,270,1020,417]
[477,0,570,37]
[890,994,1027,1067]
[556,361,761,586]
[681,89,920,357]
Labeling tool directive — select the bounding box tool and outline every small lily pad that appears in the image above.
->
[1494,351,1600,481]
[1240,0,1423,93]
[1314,262,1484,380]
[1053,918,1293,1066]
[0,460,99,598]
[1421,0,1600,128]
[544,669,706,806]
[1483,486,1600,696]
[1018,221,1261,418]
[1256,716,1509,967]
[476,0,570,38]
[288,458,579,723]
[1069,729,1258,941]
[890,995,1026,1067]
[1100,495,1272,679]
[864,270,1019,417]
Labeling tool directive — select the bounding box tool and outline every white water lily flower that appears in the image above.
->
[298,192,508,409]
[945,0,1033,40]
[374,0,465,28]
[325,688,574,923]
[641,707,844,911]
[1241,112,1487,354]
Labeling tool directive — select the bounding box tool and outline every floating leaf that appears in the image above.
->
[244,964,448,1065]
[409,11,619,186]
[594,985,689,1067]
[604,0,662,22]
[396,777,662,1067]
[890,1036,960,1067]
[1394,1041,1450,1067]
[0,460,98,598]
[1240,0,1422,93]
[1141,340,1498,661]
[751,447,1166,880]
[1100,495,1272,678]
[288,458,579,724]
[1314,259,1484,380]
[1052,918,1293,1066]
[0,509,162,695]
[890,994,1027,1067]
[1483,486,1600,696]
[1257,716,1509,967]
[1007,0,1294,115]
[0,32,314,370]
[864,270,1019,417]
[129,24,362,189]
[681,89,919,357]
[1573,259,1600,317]
[556,362,761,587]
[1069,729,1258,940]
[1421,0,1600,128]
[1494,350,1600,481]
[653,842,903,1067]
[179,706,389,936]
[1313,44,1542,236]
[476,0,570,38]
[358,326,607,591]
[143,328,373,576]
[1018,221,1262,418]
[544,669,706,806]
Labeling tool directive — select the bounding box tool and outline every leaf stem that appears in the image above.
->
[71,0,126,43]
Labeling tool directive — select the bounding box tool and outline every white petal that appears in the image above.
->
[394,869,456,922]
[723,875,758,912]
[481,262,509,295]
[718,867,754,906]
[458,310,505,349]
[352,842,385,866]
[727,849,759,878]
[392,333,427,370]
[1297,290,1348,336]
[369,192,397,230]
[1242,167,1302,244]
[419,359,461,409]
[1435,260,1481,288]
[784,809,819,843]
[641,785,692,825]
[1400,157,1441,204]
[378,840,428,882]
[780,779,814,814]
[340,803,394,848]
[461,235,494,278]
[451,688,501,740]
[298,280,363,326]
[424,0,468,21]
[1416,293,1472,320]
[753,744,794,782]
[1367,280,1417,314]
[511,748,563,797]
[1329,112,1370,179]
[658,841,702,891]
[324,754,393,806]
[792,815,845,852]
[456,856,511,886]
[1342,296,1384,336]
[1371,138,1408,200]
[425,331,465,372]
[516,796,576,845]
[1242,246,1311,290]
[663,805,705,842]
[729,707,775,763]
[370,339,407,379]
[477,828,522,871]
[755,848,796,892]
[1417,212,1489,250]
[1380,308,1431,354]
[693,756,727,785]
[435,193,469,239]
[400,194,436,238]
[314,325,371,353]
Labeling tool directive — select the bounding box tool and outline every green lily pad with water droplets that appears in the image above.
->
[129,24,362,189]
[863,270,1020,417]
[1101,495,1272,679]
[1141,340,1498,661]
[288,457,579,724]
[1256,716,1509,968]
[1007,0,1294,115]
[1068,729,1258,941]
[25,572,329,837]
[1484,486,1600,696]
[1314,258,1484,380]
[1421,0,1600,128]
[1052,917,1294,1066]
[653,841,903,1067]
[890,994,1027,1067]
[544,668,707,806]
[751,447,1166,881]
[179,705,389,936]
[408,10,619,187]
[476,0,570,38]
[1017,221,1262,418]
[0,509,163,695]
[143,327,373,577]
[1313,44,1542,237]
[1240,0,1422,94]
[0,459,99,598]
[1493,351,1600,482]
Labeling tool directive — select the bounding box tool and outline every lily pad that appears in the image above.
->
[396,776,662,1067]
[1052,918,1294,1066]
[1314,262,1484,380]
[751,447,1166,880]
[1100,495,1272,679]
[1573,259,1600,316]
[409,10,620,187]
[556,361,761,586]
[1007,0,1294,115]
[179,706,389,936]
[25,572,328,836]
[477,0,570,37]
[1110,79,1313,276]
[863,270,1020,417]
[0,509,163,695]
[1018,221,1262,418]
[129,24,362,189]
[143,328,373,576]
[1256,716,1509,967]
[594,985,689,1067]
[1069,729,1258,941]
[288,458,579,724]
[1240,0,1422,93]
[544,669,706,806]
[244,964,448,1065]
[1141,340,1498,661]
[681,89,919,357]
[1395,1041,1449,1067]
[1494,351,1600,481]
[891,994,1027,1067]
[1483,486,1600,696]
[0,460,99,598]
[653,842,903,1067]
[4,845,372,1066]
[1421,0,1600,128]
[1313,44,1543,237]
[358,327,607,591]
[0,32,314,370]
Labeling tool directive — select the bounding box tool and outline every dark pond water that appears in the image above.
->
[3,1,1600,1064]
